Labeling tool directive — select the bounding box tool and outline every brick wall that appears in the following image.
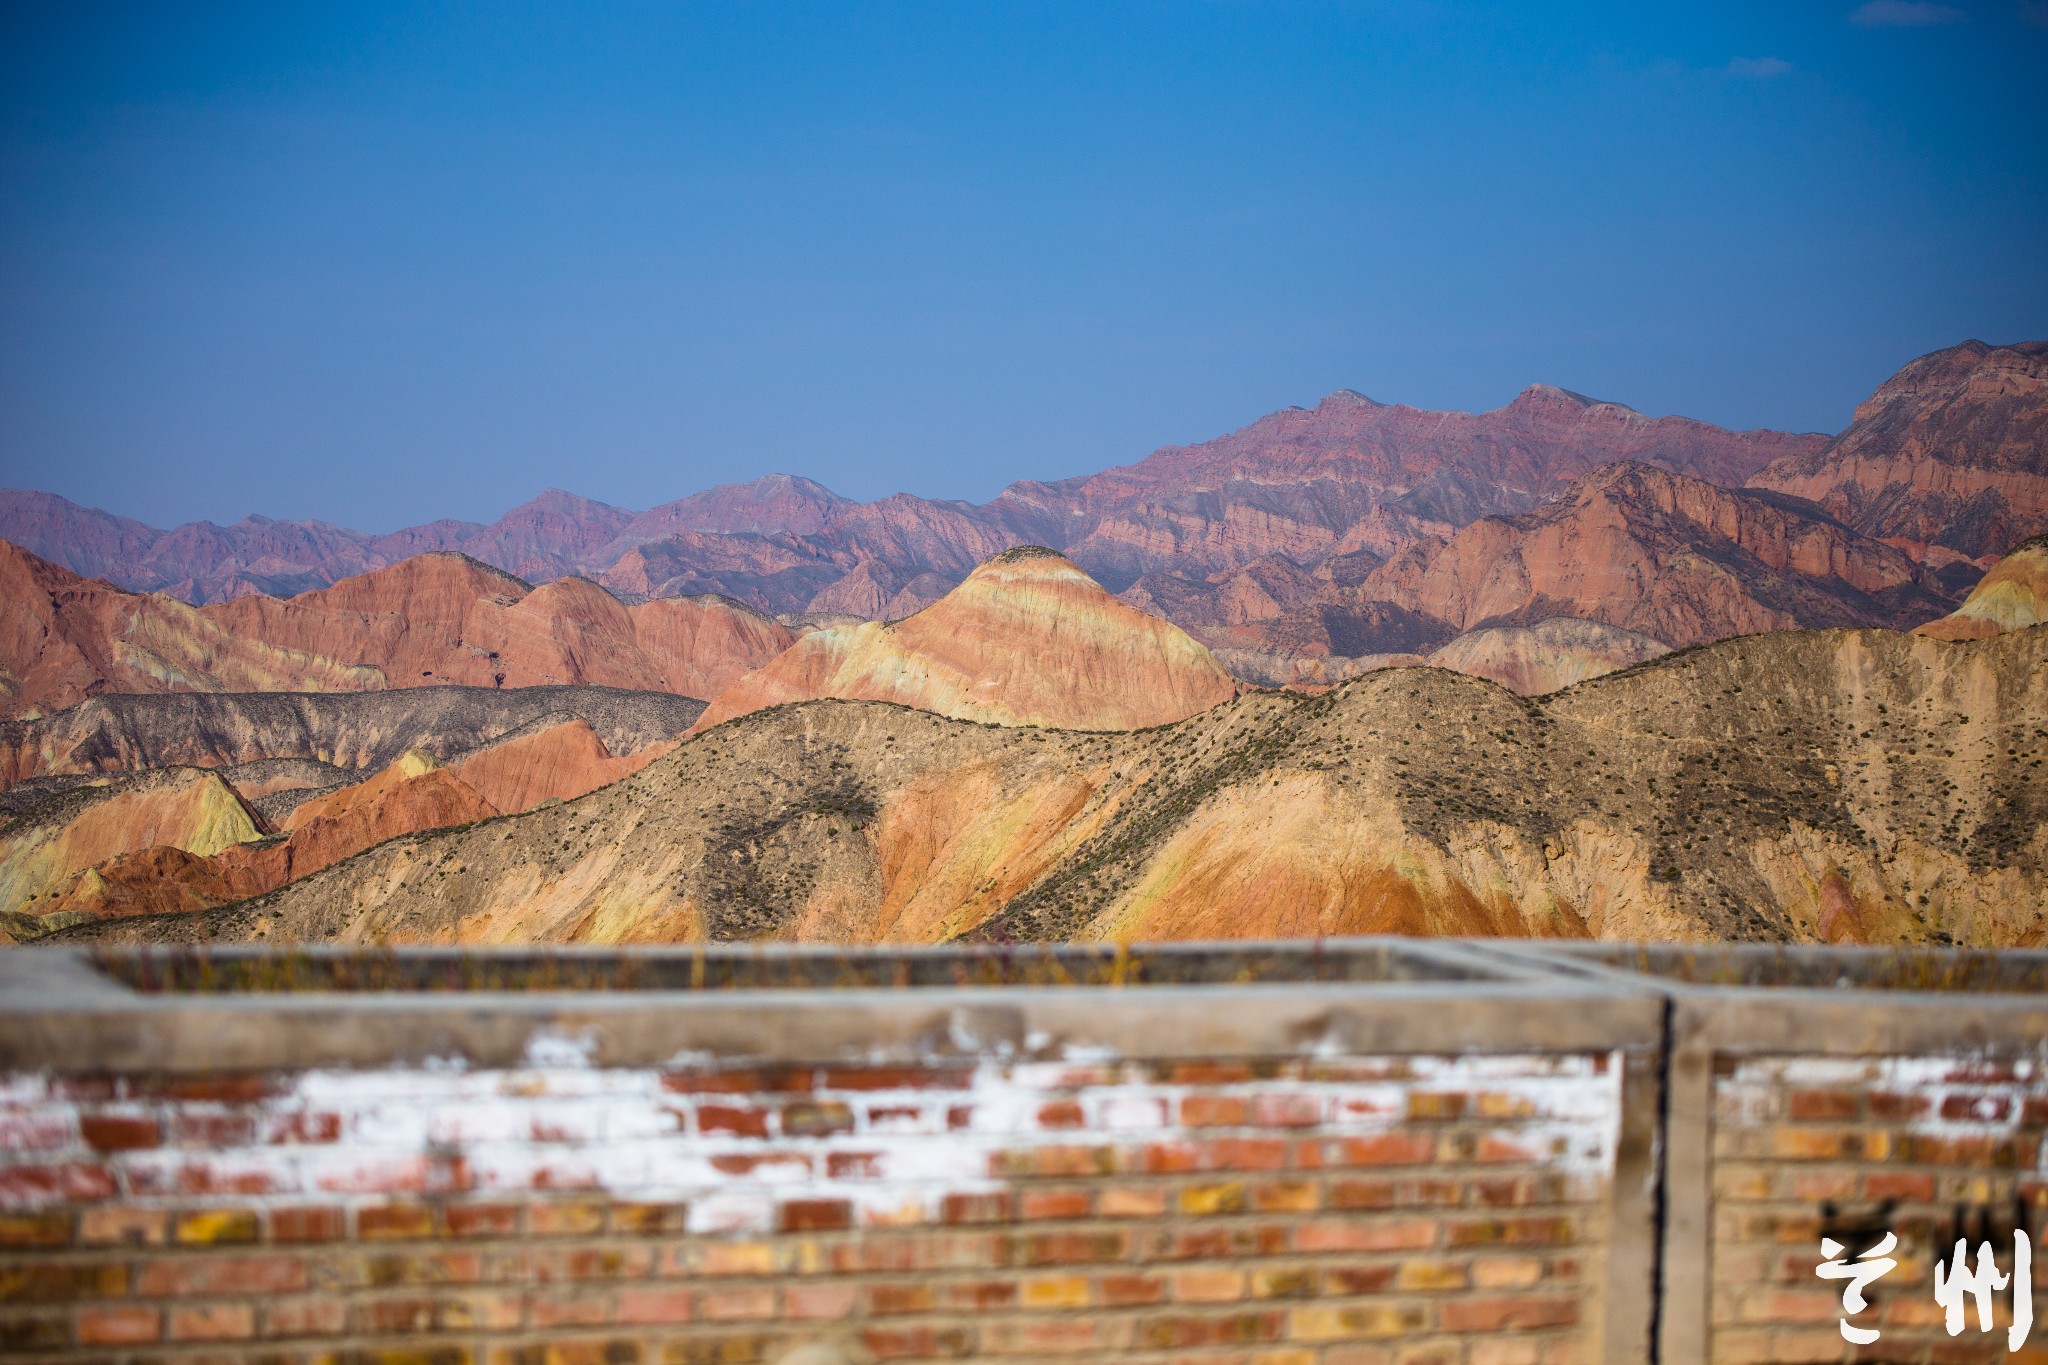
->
[1709,1054,2048,1365]
[0,1047,1623,1365]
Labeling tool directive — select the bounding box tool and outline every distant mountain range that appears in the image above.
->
[6,338,2040,691]
[4,337,2045,951]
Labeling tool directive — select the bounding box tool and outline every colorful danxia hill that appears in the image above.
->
[1,339,2043,948]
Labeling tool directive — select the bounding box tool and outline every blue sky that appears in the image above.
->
[2,1,2044,531]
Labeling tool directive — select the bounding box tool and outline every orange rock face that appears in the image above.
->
[1749,340,2048,560]
[0,542,791,719]
[0,768,265,918]
[1356,463,1954,648]
[41,752,501,922]
[1915,533,2048,640]
[446,720,670,814]
[690,547,1241,734]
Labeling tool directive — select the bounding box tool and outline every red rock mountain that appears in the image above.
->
[0,541,791,719]
[690,548,1240,734]
[1749,340,2048,566]
[1,380,1827,612]
[1354,463,1954,649]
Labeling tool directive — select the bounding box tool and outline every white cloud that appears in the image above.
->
[1851,0,1967,25]
[1725,56,1794,78]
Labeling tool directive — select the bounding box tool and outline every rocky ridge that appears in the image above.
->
[0,542,784,720]
[0,684,704,788]
[1749,340,2048,564]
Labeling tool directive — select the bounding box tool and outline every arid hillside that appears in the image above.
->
[56,625,2045,951]
[690,547,1241,733]
[0,542,787,718]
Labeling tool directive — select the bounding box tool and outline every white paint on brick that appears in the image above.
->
[0,1050,1625,1218]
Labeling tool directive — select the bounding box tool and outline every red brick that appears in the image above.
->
[355,1295,436,1333]
[616,1285,694,1325]
[1941,1092,2014,1123]
[1021,1189,1092,1220]
[1099,1186,1168,1217]
[1447,1216,1578,1248]
[870,1282,940,1314]
[76,1305,160,1345]
[168,1302,255,1342]
[1254,1094,1323,1127]
[697,1104,771,1138]
[138,1253,307,1297]
[826,1151,883,1180]
[1174,1268,1249,1302]
[1294,1217,1437,1253]
[1183,1095,1250,1127]
[530,1294,609,1328]
[269,1205,347,1242]
[263,1110,343,1143]
[534,1247,653,1281]
[1439,1296,1579,1333]
[1099,1273,1167,1306]
[942,1279,1018,1310]
[79,1207,163,1246]
[1868,1091,1932,1119]
[528,1201,607,1236]
[0,1262,126,1302]
[263,1298,346,1337]
[359,1203,437,1240]
[1211,1136,1292,1171]
[0,1212,69,1248]
[1329,1177,1398,1210]
[610,1201,688,1235]
[79,1113,159,1151]
[170,1110,261,1146]
[1324,1263,1399,1295]
[698,1285,777,1321]
[780,1199,852,1233]
[0,1162,115,1204]
[661,1067,811,1094]
[1019,1229,1131,1266]
[1787,1089,1860,1121]
[1037,1100,1086,1129]
[784,1283,857,1320]
[862,1325,976,1360]
[1320,1133,1435,1166]
[443,1203,521,1238]
[1136,1308,1286,1349]
[1863,1172,1938,1202]
[941,1191,1014,1224]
